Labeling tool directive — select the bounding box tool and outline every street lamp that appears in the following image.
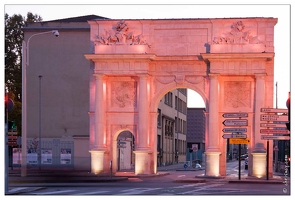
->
[21,30,59,177]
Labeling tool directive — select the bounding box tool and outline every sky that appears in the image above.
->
[2,1,293,109]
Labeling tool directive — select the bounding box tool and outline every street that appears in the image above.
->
[7,160,291,196]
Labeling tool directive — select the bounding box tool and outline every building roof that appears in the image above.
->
[44,14,109,22]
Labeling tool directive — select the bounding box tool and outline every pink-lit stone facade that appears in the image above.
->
[85,18,277,177]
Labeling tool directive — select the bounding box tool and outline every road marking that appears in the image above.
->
[31,189,76,195]
[120,187,162,195]
[77,190,109,195]
[178,184,224,194]
[9,187,28,193]
[173,183,206,189]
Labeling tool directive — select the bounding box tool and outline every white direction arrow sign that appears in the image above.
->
[260,114,288,121]
[222,113,248,118]
[260,123,287,128]
[261,108,288,113]
[223,119,248,126]
[261,135,290,140]
[222,134,247,139]
[222,128,247,133]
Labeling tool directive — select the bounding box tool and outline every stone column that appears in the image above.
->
[138,74,149,149]
[133,74,151,174]
[252,73,267,178]
[89,74,106,174]
[205,73,221,177]
[94,74,105,149]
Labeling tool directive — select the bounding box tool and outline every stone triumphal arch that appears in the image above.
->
[85,18,277,178]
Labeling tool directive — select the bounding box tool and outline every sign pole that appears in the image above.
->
[266,139,269,180]
[238,143,241,180]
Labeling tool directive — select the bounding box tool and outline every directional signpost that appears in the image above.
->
[261,108,288,113]
[222,128,247,133]
[260,114,288,121]
[260,107,290,181]
[260,123,287,128]
[223,119,248,126]
[222,113,248,118]
[222,112,249,180]
[229,138,250,144]
[222,134,247,139]
[261,135,290,140]
[260,129,290,134]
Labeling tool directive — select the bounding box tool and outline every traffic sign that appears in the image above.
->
[260,114,288,121]
[260,129,290,134]
[222,134,247,139]
[260,123,288,128]
[229,138,250,144]
[222,113,248,118]
[222,128,247,132]
[261,108,288,113]
[261,135,290,140]
[223,119,248,126]
[192,144,198,152]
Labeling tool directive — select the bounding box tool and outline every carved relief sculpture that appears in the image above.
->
[96,20,151,47]
[111,81,137,108]
[212,21,262,44]
[224,81,251,108]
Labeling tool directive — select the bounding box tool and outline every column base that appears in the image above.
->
[89,149,105,174]
[204,151,221,177]
[251,152,267,178]
[133,150,153,175]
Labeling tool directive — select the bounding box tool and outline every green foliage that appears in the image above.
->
[5,12,43,135]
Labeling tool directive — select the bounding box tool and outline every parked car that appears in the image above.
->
[245,157,248,170]
[237,154,248,160]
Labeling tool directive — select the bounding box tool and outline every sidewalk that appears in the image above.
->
[8,163,286,184]
[6,164,288,195]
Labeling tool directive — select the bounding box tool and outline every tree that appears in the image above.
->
[5,12,43,135]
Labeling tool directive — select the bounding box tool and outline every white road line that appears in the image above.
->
[76,190,109,195]
[178,184,224,194]
[9,187,28,193]
[120,187,162,195]
[31,189,76,195]
[173,183,206,189]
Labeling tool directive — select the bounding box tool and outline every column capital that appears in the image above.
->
[93,73,105,79]
[137,73,149,79]
[254,73,267,79]
[208,73,220,78]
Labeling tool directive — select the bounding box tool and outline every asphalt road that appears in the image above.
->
[7,160,291,196]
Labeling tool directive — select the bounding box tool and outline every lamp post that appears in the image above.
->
[38,75,42,170]
[21,30,59,177]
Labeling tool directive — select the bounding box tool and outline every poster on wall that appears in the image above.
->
[27,148,38,164]
[60,148,71,164]
[12,148,22,164]
[41,149,52,164]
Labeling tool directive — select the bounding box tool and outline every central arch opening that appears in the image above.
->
[155,88,206,169]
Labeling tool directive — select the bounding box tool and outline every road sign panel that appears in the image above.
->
[222,128,247,133]
[222,134,247,139]
[260,114,288,121]
[260,129,290,134]
[223,119,248,126]
[229,138,250,144]
[192,144,198,152]
[8,136,18,140]
[261,108,288,113]
[222,113,248,118]
[261,135,290,140]
[260,123,288,128]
